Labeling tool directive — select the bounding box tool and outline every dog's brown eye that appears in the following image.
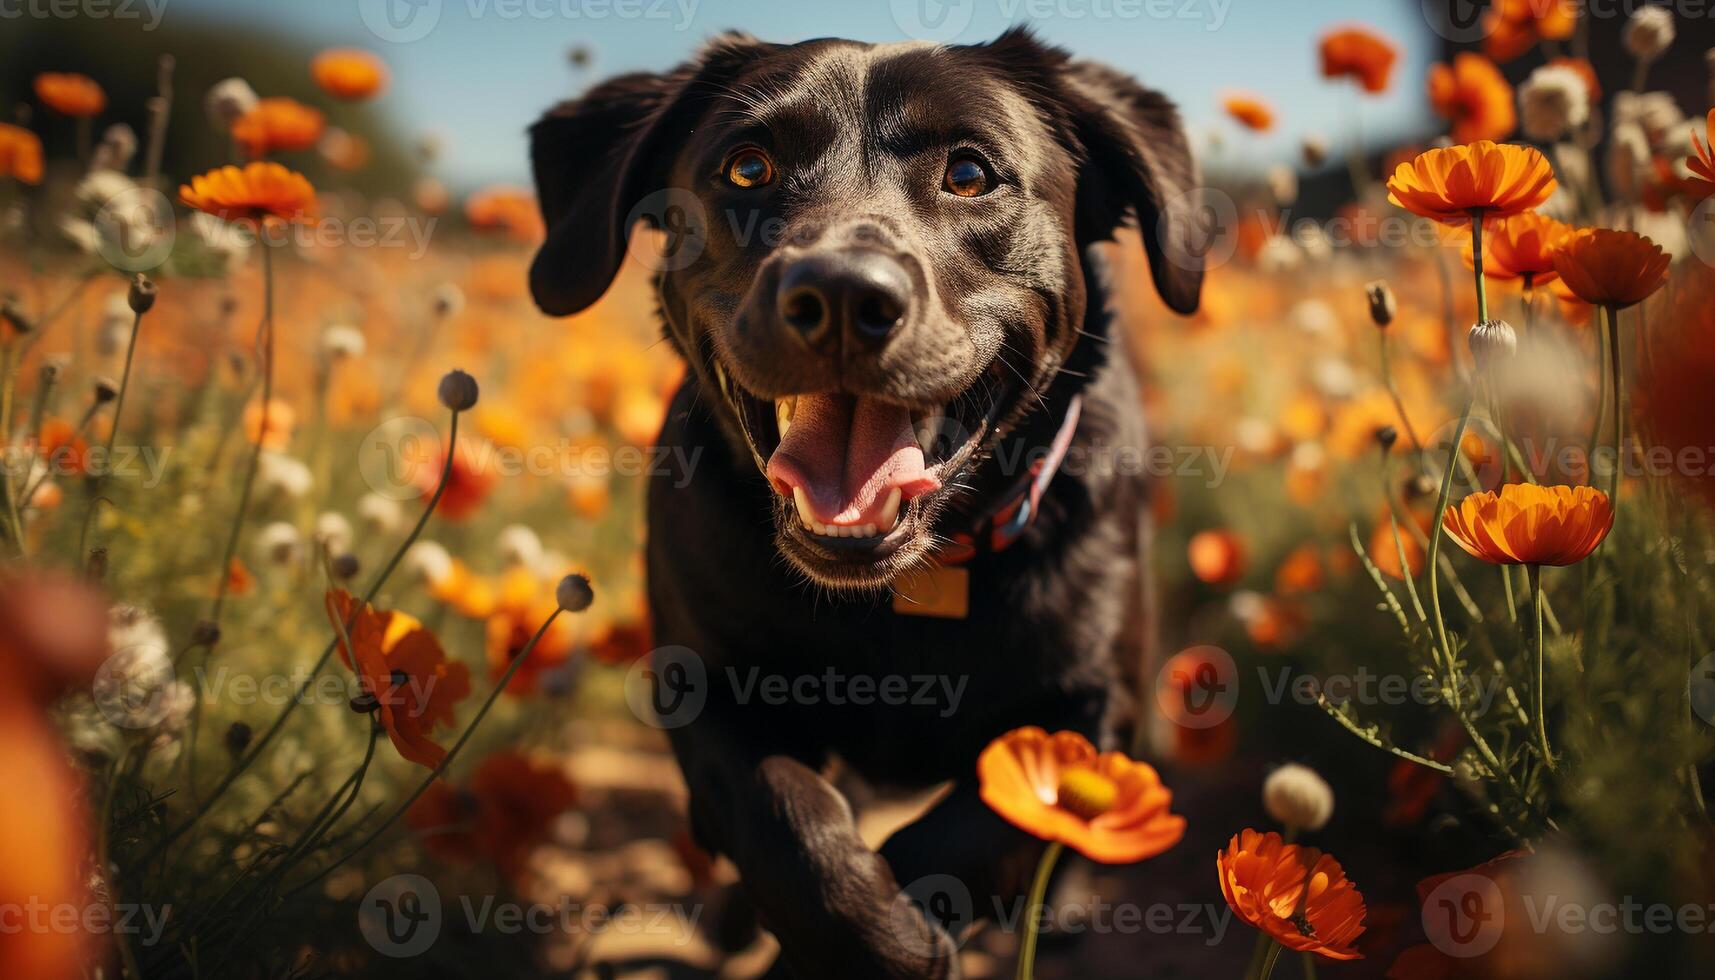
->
[725,149,775,188]
[944,156,990,197]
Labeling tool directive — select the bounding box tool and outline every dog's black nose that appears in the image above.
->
[777,250,910,355]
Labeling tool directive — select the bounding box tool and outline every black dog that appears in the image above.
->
[530,29,1203,978]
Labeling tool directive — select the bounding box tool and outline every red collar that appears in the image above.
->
[932,394,1083,564]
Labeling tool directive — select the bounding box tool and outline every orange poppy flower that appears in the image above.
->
[407,750,578,878]
[0,705,92,980]
[1686,108,1715,198]
[418,437,496,522]
[1223,94,1275,132]
[242,396,296,450]
[311,48,388,100]
[180,162,317,225]
[1482,0,1579,63]
[978,727,1184,863]
[1319,27,1398,94]
[225,558,254,597]
[588,619,651,666]
[33,72,105,117]
[1386,141,1555,225]
[1428,54,1516,144]
[1218,829,1367,960]
[1461,211,1573,284]
[483,568,577,693]
[1442,484,1613,566]
[1371,507,1427,580]
[36,419,89,476]
[230,97,326,157]
[0,123,44,185]
[1273,544,1326,595]
[1638,269,1715,509]
[326,589,472,769]
[464,186,546,241]
[1188,529,1246,585]
[1550,228,1670,308]
[1387,852,1534,980]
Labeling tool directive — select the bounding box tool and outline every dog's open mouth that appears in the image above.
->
[709,359,1013,576]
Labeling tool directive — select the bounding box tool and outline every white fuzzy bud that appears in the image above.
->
[1263,763,1334,831]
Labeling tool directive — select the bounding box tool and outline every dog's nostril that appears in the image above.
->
[781,288,827,333]
[854,292,905,338]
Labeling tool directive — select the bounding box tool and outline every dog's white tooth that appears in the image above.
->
[860,524,876,538]
[792,487,816,529]
[776,398,793,439]
[877,488,902,533]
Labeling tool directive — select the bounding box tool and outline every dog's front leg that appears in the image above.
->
[674,724,961,979]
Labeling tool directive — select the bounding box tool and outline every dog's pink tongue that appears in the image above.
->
[766,394,938,524]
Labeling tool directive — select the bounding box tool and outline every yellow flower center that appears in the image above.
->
[1054,768,1119,821]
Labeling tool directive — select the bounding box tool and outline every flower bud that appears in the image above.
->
[93,377,120,403]
[128,274,157,314]
[225,721,253,757]
[437,369,479,412]
[1467,319,1518,371]
[1364,281,1396,328]
[1263,762,1334,832]
[1301,135,1329,169]
[85,547,108,582]
[1375,426,1398,453]
[192,619,222,646]
[331,553,361,581]
[556,573,594,613]
[349,691,381,714]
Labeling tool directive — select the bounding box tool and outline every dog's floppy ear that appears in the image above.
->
[529,34,768,316]
[1061,60,1203,315]
[973,38,1192,318]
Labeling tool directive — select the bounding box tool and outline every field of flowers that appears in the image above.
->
[3,3,1715,979]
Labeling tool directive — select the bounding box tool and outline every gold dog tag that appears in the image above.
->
[892,565,969,619]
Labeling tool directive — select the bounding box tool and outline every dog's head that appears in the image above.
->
[530,30,1202,590]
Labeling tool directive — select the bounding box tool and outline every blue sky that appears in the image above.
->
[159,0,1438,188]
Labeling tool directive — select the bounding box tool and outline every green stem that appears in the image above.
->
[1605,304,1624,512]
[1530,564,1554,772]
[1589,317,1610,482]
[1255,940,1283,980]
[80,303,145,557]
[1427,393,1478,696]
[1471,211,1489,326]
[208,244,275,627]
[1014,840,1063,980]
